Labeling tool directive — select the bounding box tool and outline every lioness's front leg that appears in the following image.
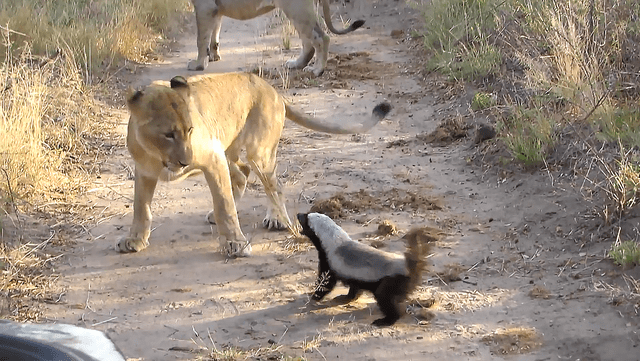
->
[202,147,251,257]
[116,170,158,253]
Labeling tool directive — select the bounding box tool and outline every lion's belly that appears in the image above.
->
[217,0,275,20]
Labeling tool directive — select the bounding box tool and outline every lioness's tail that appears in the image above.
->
[320,0,365,35]
[285,102,391,134]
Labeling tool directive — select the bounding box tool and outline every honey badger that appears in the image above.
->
[297,212,430,326]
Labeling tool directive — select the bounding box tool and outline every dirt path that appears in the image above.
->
[45,1,639,360]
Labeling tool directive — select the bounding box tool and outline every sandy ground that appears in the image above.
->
[44,1,640,360]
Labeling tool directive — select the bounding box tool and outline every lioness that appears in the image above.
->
[118,73,391,257]
[188,0,364,76]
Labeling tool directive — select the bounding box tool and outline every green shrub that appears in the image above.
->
[471,92,497,111]
[500,107,556,166]
[609,240,640,268]
[420,0,501,80]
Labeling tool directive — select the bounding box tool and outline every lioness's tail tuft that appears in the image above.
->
[321,0,366,35]
[285,100,390,134]
[349,20,365,31]
[373,102,392,119]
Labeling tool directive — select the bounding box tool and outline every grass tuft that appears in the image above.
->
[471,92,497,111]
[609,240,640,268]
[499,105,556,166]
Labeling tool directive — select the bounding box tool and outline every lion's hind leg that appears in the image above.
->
[281,8,329,77]
[188,2,222,71]
[246,151,292,232]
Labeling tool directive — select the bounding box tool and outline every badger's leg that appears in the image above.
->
[333,285,362,304]
[346,286,362,300]
[313,259,337,300]
[372,278,404,326]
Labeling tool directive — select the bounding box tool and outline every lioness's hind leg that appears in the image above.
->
[303,24,330,77]
[188,2,221,71]
[209,16,223,62]
[291,22,329,77]
[281,8,328,76]
[247,154,291,231]
[285,38,315,71]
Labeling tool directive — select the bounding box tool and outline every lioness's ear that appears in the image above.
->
[170,76,188,89]
[170,75,190,98]
[126,87,144,108]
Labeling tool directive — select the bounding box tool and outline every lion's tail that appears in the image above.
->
[319,0,365,35]
[285,102,391,134]
[403,228,435,293]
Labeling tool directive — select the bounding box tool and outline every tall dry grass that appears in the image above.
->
[512,0,628,114]
[1,40,106,203]
[0,0,190,72]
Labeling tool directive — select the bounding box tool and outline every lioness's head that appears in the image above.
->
[126,76,195,173]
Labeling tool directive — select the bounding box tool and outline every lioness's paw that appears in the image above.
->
[263,217,289,231]
[187,59,206,71]
[303,65,324,77]
[222,240,252,258]
[115,236,149,253]
[205,210,216,224]
[285,59,305,70]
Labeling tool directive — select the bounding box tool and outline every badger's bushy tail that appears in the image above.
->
[403,228,437,291]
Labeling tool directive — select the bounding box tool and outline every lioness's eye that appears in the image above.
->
[188,127,194,135]
[165,132,175,140]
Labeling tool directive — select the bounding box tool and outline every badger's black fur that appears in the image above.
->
[297,212,429,326]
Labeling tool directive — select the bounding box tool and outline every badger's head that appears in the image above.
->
[297,213,320,250]
[296,213,311,235]
[297,213,353,254]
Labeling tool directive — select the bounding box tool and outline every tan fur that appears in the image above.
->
[187,0,365,76]
[117,72,390,257]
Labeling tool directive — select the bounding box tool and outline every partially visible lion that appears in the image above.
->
[118,73,391,257]
[188,0,364,76]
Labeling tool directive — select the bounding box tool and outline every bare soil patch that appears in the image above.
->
[310,189,442,219]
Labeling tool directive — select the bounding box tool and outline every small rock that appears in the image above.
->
[390,29,404,38]
[474,124,496,143]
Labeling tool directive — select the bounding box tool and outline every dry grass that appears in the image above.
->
[481,326,543,355]
[0,42,117,205]
[190,327,300,361]
[414,287,511,313]
[422,0,640,251]
[0,0,191,72]
[0,219,63,321]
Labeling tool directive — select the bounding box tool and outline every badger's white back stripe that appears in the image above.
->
[307,213,352,254]
[307,213,407,282]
